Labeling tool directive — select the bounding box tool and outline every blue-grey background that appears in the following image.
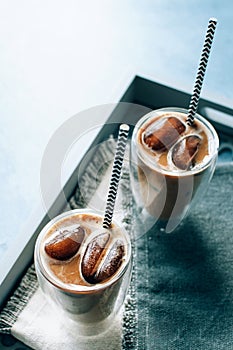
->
[0,1,232,265]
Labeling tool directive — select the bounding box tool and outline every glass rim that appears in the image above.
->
[133,107,219,177]
[34,208,131,294]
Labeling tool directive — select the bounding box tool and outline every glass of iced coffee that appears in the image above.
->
[130,107,219,233]
[34,208,131,336]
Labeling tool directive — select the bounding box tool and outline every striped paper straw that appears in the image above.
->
[186,18,217,126]
[103,124,130,229]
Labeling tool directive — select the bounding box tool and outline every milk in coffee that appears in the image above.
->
[35,210,131,327]
[132,109,218,229]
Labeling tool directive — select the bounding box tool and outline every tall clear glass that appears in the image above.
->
[34,208,132,336]
[130,107,219,233]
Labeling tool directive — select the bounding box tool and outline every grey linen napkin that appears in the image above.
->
[130,161,233,350]
[0,134,233,349]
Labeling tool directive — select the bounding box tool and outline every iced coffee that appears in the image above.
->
[34,209,131,334]
[130,107,219,232]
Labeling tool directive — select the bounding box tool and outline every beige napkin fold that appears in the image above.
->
[12,286,123,350]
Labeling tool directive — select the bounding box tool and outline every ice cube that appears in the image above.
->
[172,135,201,170]
[143,116,186,151]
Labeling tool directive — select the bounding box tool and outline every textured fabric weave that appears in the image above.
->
[131,162,233,350]
[0,136,233,350]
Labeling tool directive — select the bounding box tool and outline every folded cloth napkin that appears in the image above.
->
[10,285,123,350]
[1,134,233,350]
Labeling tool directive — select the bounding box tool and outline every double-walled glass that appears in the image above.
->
[130,107,219,233]
[34,208,132,336]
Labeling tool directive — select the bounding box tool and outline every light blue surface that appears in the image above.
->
[0,1,232,264]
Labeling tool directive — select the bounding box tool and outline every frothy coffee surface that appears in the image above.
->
[139,112,211,172]
[40,213,128,289]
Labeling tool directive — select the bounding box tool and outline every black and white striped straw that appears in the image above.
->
[186,18,217,126]
[103,124,130,229]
